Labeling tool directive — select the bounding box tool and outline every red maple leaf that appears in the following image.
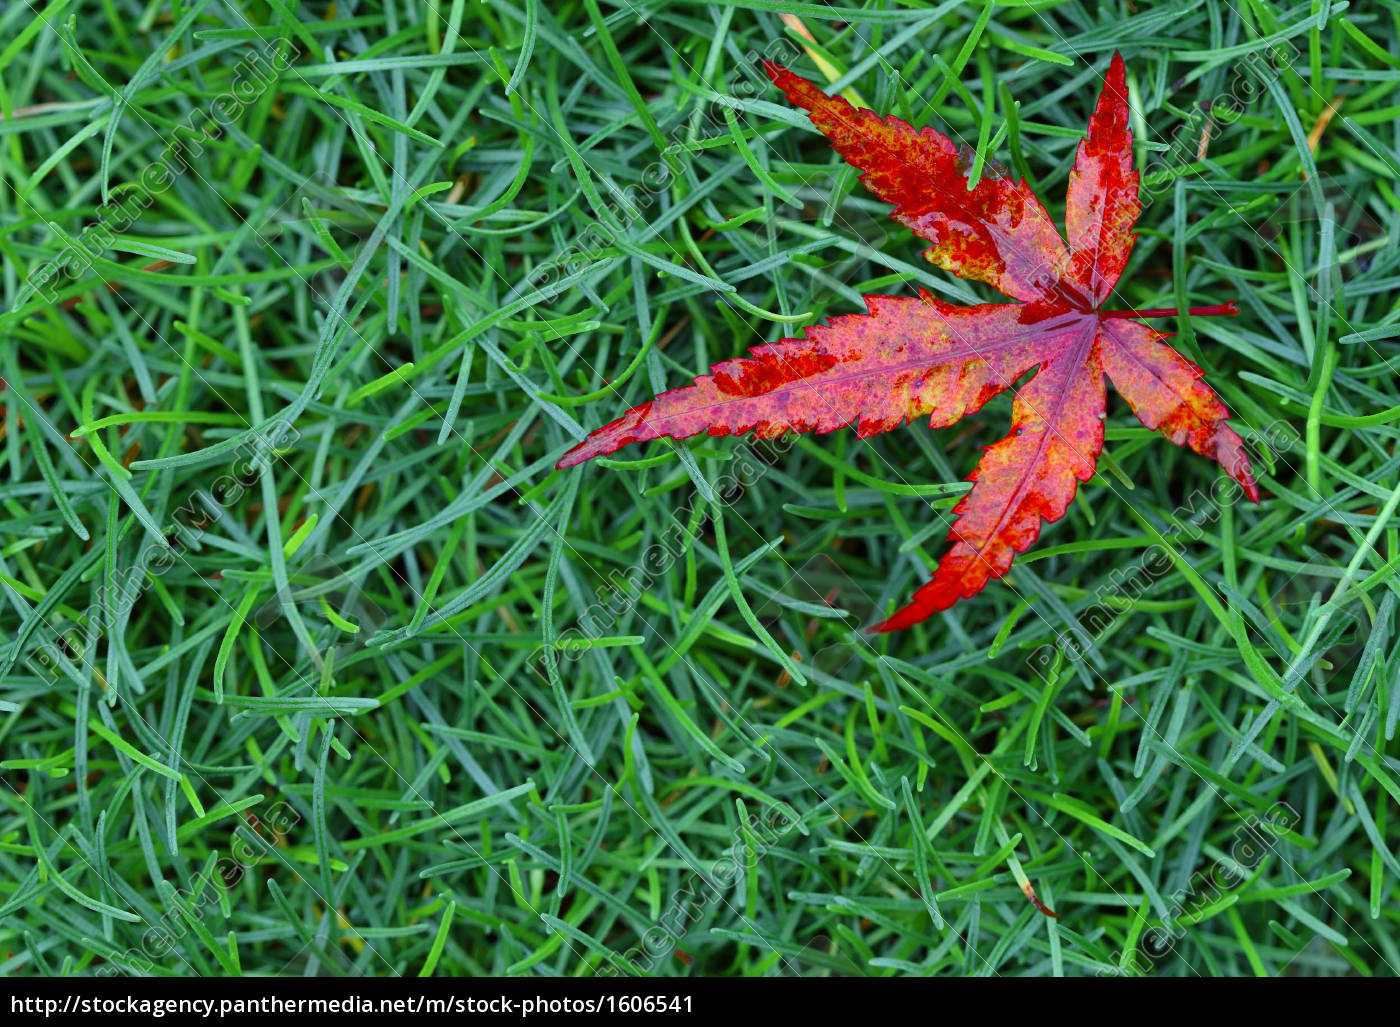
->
[558,53,1258,631]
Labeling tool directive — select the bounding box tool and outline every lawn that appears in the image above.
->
[1,0,1398,978]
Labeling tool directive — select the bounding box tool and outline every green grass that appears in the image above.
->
[1,0,1399,978]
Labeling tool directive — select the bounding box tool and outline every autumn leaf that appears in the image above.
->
[558,53,1258,631]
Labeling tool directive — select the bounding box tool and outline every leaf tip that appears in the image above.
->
[1239,469,1261,504]
[1022,880,1061,919]
[1107,50,1127,86]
